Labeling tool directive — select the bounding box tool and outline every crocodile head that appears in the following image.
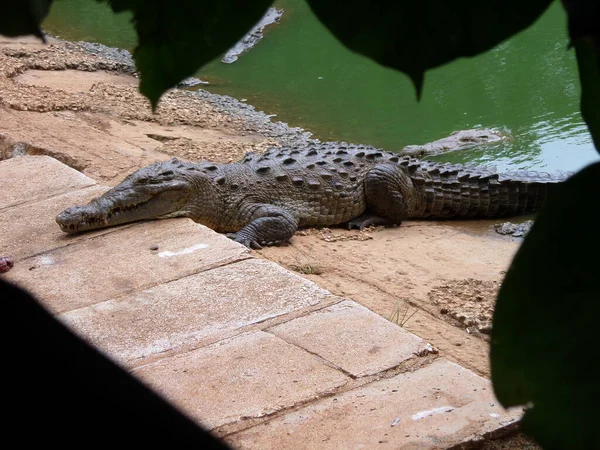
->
[56,158,195,233]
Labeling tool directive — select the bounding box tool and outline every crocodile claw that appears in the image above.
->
[226,233,263,249]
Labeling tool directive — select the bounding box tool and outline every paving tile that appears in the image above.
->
[0,155,96,209]
[133,331,350,430]
[227,359,522,450]
[0,185,111,260]
[270,300,424,377]
[59,259,332,363]
[5,218,250,313]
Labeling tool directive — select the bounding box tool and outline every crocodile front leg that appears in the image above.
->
[349,164,412,230]
[227,204,298,249]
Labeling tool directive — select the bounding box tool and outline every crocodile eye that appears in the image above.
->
[136,177,149,185]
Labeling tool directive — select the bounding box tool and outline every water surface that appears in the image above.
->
[44,0,598,172]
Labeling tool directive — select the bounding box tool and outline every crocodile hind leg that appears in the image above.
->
[226,204,298,249]
[348,164,411,230]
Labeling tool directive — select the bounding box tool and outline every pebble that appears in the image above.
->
[149,244,159,251]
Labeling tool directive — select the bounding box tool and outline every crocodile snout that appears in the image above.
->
[56,205,95,233]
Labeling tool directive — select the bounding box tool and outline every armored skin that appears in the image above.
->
[56,142,568,248]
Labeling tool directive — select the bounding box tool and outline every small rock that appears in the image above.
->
[494,220,534,237]
[479,324,493,334]
[149,244,159,251]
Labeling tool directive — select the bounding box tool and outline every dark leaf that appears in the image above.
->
[574,41,600,151]
[102,0,274,109]
[306,0,553,96]
[491,163,600,449]
[562,0,600,150]
[562,0,600,60]
[0,0,53,40]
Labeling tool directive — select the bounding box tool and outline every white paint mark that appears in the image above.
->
[158,243,209,258]
[39,255,55,265]
[411,406,455,420]
[489,413,500,418]
[391,416,401,427]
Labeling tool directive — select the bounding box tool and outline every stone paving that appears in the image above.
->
[1,155,521,448]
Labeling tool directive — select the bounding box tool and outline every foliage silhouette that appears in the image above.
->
[1,1,599,448]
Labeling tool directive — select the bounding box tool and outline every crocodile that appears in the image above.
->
[400,128,507,158]
[56,142,569,248]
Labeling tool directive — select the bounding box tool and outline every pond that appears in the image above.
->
[43,0,598,172]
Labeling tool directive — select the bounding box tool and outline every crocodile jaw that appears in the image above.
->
[56,185,190,233]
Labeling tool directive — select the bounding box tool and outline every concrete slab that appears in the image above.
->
[5,218,250,313]
[269,300,425,377]
[133,331,351,430]
[0,185,110,260]
[0,156,96,209]
[59,259,332,364]
[227,359,521,450]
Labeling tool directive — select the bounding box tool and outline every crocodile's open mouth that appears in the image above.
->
[57,198,155,233]
[57,158,195,234]
[56,188,189,234]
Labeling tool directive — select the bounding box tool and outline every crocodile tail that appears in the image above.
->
[493,170,570,218]
[410,162,570,219]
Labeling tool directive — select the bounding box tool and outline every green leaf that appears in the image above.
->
[491,162,600,449]
[305,0,553,96]
[0,0,53,40]
[101,0,274,109]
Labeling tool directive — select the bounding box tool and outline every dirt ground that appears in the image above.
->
[257,218,522,375]
[0,36,535,448]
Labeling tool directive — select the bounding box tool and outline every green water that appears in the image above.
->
[44,0,598,172]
